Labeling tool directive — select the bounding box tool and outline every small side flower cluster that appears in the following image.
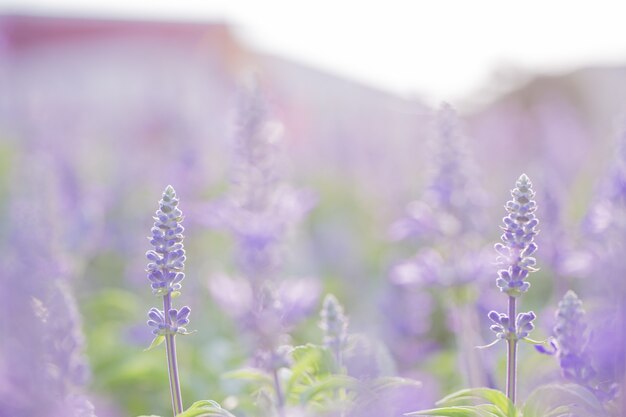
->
[488,310,537,341]
[147,306,192,337]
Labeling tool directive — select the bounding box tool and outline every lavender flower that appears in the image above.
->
[146,185,190,416]
[494,173,539,297]
[487,173,539,404]
[147,185,187,296]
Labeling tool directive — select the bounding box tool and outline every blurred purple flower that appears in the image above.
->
[580,119,626,403]
[552,291,594,383]
[538,291,618,402]
[536,179,592,293]
[390,103,488,242]
[387,249,442,286]
[210,274,320,338]
[319,294,349,367]
[0,158,96,417]
[208,84,319,370]
[383,104,492,387]
[208,85,315,280]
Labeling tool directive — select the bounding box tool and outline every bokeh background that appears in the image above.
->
[1,2,626,416]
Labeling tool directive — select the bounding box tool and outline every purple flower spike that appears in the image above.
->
[145,185,189,415]
[553,291,595,384]
[487,311,510,340]
[146,185,186,296]
[319,294,349,366]
[488,174,540,404]
[495,174,539,297]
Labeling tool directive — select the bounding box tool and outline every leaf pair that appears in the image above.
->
[407,388,515,417]
[137,400,236,417]
[406,384,607,417]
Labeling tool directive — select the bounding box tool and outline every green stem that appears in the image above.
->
[163,293,183,416]
[506,296,517,405]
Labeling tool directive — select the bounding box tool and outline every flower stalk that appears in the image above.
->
[487,174,539,404]
[506,296,517,403]
[272,368,285,417]
[163,293,183,415]
[146,185,191,417]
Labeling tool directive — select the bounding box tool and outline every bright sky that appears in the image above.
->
[2,0,626,104]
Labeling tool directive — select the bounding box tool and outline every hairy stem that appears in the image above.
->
[506,296,517,404]
[272,367,285,417]
[163,293,183,416]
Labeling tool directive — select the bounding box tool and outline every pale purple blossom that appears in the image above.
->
[493,174,539,297]
[146,185,187,296]
[206,87,322,409]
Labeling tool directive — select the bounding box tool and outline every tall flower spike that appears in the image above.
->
[494,173,539,297]
[147,185,186,296]
[146,185,190,417]
[487,174,539,405]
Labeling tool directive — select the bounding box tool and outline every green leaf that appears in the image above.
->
[144,335,165,351]
[223,367,273,385]
[405,405,501,416]
[286,344,336,397]
[176,400,236,417]
[523,384,606,417]
[436,388,515,417]
[291,344,335,375]
[299,374,361,404]
[369,376,422,392]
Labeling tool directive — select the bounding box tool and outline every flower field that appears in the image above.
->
[0,13,625,417]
